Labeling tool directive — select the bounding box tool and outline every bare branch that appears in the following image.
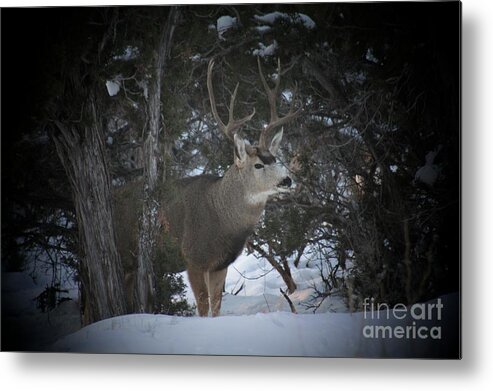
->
[280,288,297,314]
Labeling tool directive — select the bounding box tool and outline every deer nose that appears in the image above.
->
[279,176,292,188]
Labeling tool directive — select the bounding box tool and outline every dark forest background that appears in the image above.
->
[1,3,460,348]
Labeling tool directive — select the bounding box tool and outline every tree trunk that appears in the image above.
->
[135,7,180,312]
[53,101,127,325]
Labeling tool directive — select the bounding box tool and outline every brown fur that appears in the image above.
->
[160,138,290,316]
[114,136,291,316]
[115,57,297,316]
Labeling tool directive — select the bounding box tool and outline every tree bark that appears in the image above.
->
[53,101,127,325]
[135,7,180,312]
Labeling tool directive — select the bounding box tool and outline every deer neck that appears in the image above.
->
[213,166,266,228]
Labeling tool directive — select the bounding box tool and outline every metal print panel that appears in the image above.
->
[1,2,461,358]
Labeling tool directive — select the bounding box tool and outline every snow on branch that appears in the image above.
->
[252,40,278,57]
[414,145,442,187]
[106,79,121,97]
[216,15,237,40]
[112,46,140,61]
[254,11,316,30]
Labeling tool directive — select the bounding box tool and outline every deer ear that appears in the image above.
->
[269,128,283,156]
[234,133,249,168]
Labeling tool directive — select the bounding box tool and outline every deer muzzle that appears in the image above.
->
[278,176,292,189]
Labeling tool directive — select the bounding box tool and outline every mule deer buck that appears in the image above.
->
[116,58,299,317]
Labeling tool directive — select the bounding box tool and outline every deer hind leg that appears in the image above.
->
[207,268,228,317]
[187,267,209,316]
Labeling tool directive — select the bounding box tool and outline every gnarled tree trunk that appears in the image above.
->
[53,101,127,325]
[135,7,180,312]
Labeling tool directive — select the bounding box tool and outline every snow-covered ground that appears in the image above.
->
[183,252,349,315]
[51,292,459,357]
[52,310,364,356]
[1,270,80,351]
[1,250,342,351]
[2,251,459,357]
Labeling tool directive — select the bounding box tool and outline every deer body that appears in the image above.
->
[116,58,298,317]
[165,172,262,273]
[163,134,291,316]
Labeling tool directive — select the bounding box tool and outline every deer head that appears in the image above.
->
[207,58,299,205]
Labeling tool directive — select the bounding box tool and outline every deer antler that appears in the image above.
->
[207,60,256,141]
[257,57,300,149]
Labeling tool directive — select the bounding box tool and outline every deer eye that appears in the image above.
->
[254,163,264,169]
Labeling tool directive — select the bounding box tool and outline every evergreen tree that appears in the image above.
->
[1,3,459,335]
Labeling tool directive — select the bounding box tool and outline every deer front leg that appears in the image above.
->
[207,268,228,317]
[187,267,209,316]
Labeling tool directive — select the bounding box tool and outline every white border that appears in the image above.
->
[2,0,493,389]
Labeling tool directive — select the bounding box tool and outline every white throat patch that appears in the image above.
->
[246,190,277,206]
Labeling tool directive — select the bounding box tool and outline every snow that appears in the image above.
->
[339,125,362,140]
[186,166,205,176]
[52,293,459,357]
[254,25,272,34]
[136,79,148,100]
[254,11,284,25]
[345,70,367,85]
[107,117,128,133]
[282,89,293,102]
[190,53,201,62]
[365,48,379,64]
[1,272,46,316]
[415,146,442,186]
[296,13,316,30]
[175,250,348,315]
[3,231,458,358]
[2,270,80,350]
[217,15,237,40]
[52,311,343,356]
[106,80,121,97]
[254,11,316,30]
[253,40,279,57]
[112,46,139,61]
